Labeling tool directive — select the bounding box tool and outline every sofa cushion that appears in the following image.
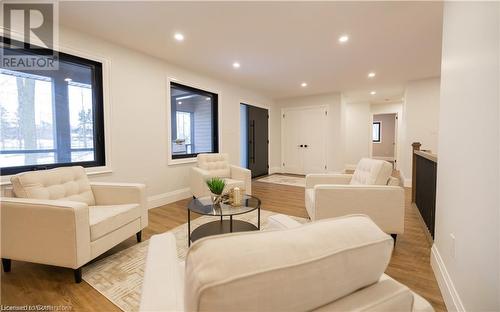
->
[305,188,315,219]
[350,158,393,185]
[184,215,393,312]
[89,204,141,241]
[197,153,231,178]
[11,166,95,205]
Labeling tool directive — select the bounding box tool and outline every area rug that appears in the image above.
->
[256,174,305,187]
[82,210,308,312]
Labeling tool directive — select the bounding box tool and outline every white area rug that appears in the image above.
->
[256,174,305,187]
[82,210,307,312]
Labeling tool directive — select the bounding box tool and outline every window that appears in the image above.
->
[0,37,105,175]
[372,122,381,143]
[170,82,218,159]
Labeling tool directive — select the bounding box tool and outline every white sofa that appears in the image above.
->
[190,153,252,198]
[305,158,404,238]
[140,214,433,312]
[1,166,148,283]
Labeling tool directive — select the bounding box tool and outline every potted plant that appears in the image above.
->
[206,177,226,204]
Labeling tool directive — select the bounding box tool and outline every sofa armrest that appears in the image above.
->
[140,232,184,312]
[305,174,353,188]
[314,185,405,234]
[190,167,211,198]
[1,198,91,268]
[230,165,252,195]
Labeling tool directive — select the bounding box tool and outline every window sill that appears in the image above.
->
[0,166,113,186]
[168,157,197,166]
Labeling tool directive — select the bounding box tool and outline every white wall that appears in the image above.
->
[1,27,275,207]
[400,77,440,185]
[432,2,499,311]
[270,92,344,172]
[344,102,371,168]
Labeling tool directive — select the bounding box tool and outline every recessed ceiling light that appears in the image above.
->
[174,33,184,41]
[64,78,72,82]
[301,82,308,87]
[206,97,210,101]
[368,72,376,78]
[232,62,241,69]
[178,101,182,104]
[370,91,377,95]
[338,35,349,43]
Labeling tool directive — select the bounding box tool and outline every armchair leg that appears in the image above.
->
[2,258,11,273]
[136,231,142,243]
[74,268,82,283]
[391,234,397,245]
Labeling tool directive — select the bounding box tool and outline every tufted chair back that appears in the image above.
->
[350,158,393,186]
[10,166,95,205]
[196,153,231,178]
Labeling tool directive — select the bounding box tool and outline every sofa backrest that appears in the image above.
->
[350,158,393,185]
[10,166,95,206]
[197,153,230,178]
[184,215,393,312]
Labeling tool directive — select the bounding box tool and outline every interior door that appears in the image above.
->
[283,109,304,174]
[302,107,327,173]
[247,105,269,178]
[283,106,327,175]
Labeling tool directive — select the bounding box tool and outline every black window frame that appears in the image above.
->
[372,121,381,143]
[170,82,218,160]
[0,36,105,175]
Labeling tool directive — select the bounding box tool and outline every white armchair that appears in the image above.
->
[1,166,148,283]
[305,158,404,238]
[140,214,433,312]
[190,153,251,198]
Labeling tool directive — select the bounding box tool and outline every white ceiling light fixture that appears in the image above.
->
[64,78,72,82]
[370,91,377,95]
[232,62,241,69]
[174,33,184,41]
[338,35,349,44]
[178,101,182,104]
[301,82,308,87]
[368,72,376,78]
[206,97,211,101]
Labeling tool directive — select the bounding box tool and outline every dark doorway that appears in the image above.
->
[242,104,269,178]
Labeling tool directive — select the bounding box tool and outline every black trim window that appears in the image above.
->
[0,37,105,175]
[372,121,381,143]
[170,82,218,159]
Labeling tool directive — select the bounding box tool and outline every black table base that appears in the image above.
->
[190,219,258,244]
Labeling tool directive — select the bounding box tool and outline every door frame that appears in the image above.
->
[370,112,398,167]
[281,105,329,174]
[239,100,270,175]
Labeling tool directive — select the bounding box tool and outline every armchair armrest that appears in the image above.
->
[230,165,252,195]
[90,182,148,228]
[1,198,91,268]
[190,167,211,198]
[305,173,353,188]
[140,232,184,312]
[314,185,404,234]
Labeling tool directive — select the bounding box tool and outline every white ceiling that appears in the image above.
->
[59,1,443,101]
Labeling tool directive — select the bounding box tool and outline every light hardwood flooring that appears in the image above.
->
[1,180,446,312]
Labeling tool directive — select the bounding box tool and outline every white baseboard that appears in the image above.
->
[431,244,466,312]
[269,167,282,174]
[345,164,357,171]
[147,187,191,209]
[399,171,412,188]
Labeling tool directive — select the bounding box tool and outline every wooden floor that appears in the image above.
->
[1,180,446,311]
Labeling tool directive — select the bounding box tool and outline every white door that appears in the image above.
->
[283,109,304,174]
[282,106,327,175]
[302,107,327,173]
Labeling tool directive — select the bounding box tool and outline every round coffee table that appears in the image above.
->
[187,195,261,246]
